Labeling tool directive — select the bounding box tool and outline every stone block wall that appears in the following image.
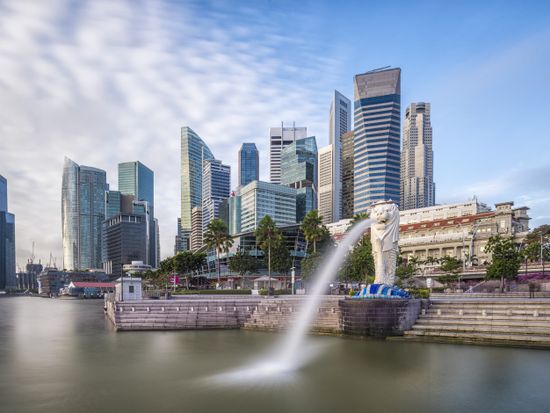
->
[340,298,422,337]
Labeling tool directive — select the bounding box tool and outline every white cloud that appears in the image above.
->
[0,0,338,266]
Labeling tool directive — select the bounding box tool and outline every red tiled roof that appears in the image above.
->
[71,282,115,288]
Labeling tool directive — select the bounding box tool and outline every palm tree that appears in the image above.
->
[255,215,282,291]
[301,210,325,253]
[203,219,234,285]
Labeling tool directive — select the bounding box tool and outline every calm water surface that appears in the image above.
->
[1,297,550,413]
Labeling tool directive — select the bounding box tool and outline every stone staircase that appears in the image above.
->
[402,299,550,348]
[243,296,343,334]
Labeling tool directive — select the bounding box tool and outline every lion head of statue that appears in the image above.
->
[371,201,399,225]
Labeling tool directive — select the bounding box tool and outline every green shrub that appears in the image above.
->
[172,289,252,295]
[259,289,292,296]
[407,288,430,299]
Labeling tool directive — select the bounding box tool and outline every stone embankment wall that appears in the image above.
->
[243,296,344,334]
[105,295,262,331]
[340,298,423,337]
[105,294,422,337]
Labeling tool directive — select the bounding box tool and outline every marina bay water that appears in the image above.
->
[2,297,550,413]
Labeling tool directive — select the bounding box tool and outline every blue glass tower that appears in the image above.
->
[202,159,231,233]
[238,143,259,187]
[118,161,154,210]
[281,136,318,222]
[62,157,108,270]
[353,67,401,214]
[0,175,16,290]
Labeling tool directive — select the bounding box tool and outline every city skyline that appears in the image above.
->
[1,0,550,266]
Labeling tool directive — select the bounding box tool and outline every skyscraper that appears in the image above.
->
[62,157,108,270]
[201,159,230,233]
[179,127,214,251]
[239,181,296,233]
[269,123,307,184]
[353,67,401,214]
[327,90,352,223]
[341,131,355,219]
[103,213,147,276]
[280,136,317,222]
[190,207,203,251]
[238,143,259,187]
[318,145,336,224]
[118,161,157,266]
[0,175,16,290]
[118,161,154,210]
[401,102,435,210]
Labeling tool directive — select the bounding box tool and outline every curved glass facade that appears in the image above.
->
[180,127,214,234]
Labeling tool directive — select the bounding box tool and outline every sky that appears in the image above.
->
[1,0,550,268]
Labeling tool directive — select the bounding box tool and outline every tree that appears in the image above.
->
[395,255,419,288]
[338,238,375,283]
[203,219,234,284]
[229,248,257,276]
[301,210,327,253]
[255,215,281,290]
[301,251,322,280]
[484,235,522,292]
[524,242,541,263]
[270,237,292,275]
[438,255,462,286]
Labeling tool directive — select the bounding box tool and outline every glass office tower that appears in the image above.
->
[353,67,401,214]
[280,136,318,222]
[179,127,214,251]
[201,159,231,233]
[238,143,259,187]
[118,161,157,266]
[62,157,108,270]
[0,175,16,290]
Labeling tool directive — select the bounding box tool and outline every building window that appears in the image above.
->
[129,285,134,293]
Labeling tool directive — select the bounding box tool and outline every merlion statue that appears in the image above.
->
[370,201,400,285]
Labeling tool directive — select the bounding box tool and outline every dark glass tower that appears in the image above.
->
[0,175,16,290]
[353,67,401,214]
[280,136,318,222]
[238,143,259,187]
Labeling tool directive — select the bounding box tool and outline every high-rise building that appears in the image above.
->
[400,102,435,210]
[327,90,352,223]
[353,67,401,214]
[190,207,203,251]
[102,214,147,277]
[341,131,355,219]
[201,159,230,233]
[240,181,296,233]
[318,145,337,224]
[62,157,108,270]
[118,161,157,266]
[329,90,352,148]
[174,218,187,254]
[0,175,16,290]
[280,136,317,222]
[238,143,259,187]
[269,123,307,184]
[179,127,214,251]
[118,161,154,209]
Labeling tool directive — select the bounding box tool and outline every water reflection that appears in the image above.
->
[2,297,550,413]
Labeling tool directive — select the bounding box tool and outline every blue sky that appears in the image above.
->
[1,0,549,266]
